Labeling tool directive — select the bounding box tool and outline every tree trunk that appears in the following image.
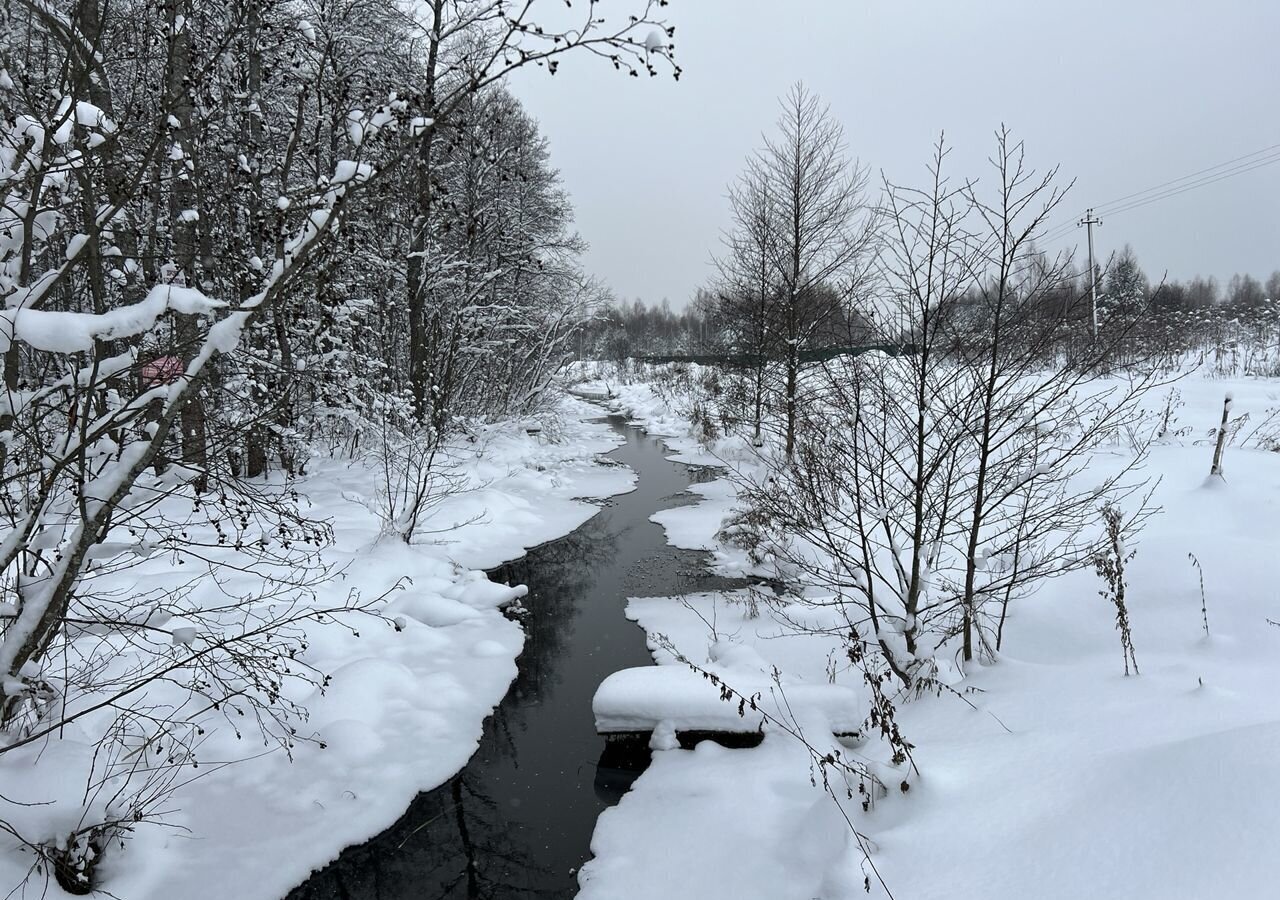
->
[406,0,445,421]
[166,0,208,491]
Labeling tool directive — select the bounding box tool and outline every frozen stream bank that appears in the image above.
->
[286,416,749,899]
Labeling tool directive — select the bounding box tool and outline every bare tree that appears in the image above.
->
[947,129,1167,661]
[727,133,1161,686]
[745,82,875,458]
[715,162,777,444]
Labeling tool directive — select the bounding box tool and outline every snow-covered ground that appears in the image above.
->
[574,366,1280,900]
[1,395,634,900]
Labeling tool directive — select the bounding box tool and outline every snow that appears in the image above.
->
[583,735,863,900]
[345,110,365,145]
[0,283,224,353]
[578,367,1280,900]
[64,233,88,260]
[0,396,636,899]
[593,664,862,735]
[650,477,737,552]
[331,160,373,185]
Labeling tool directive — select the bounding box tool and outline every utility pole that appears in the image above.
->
[1079,208,1103,338]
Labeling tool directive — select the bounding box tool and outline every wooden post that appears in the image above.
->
[1209,393,1232,477]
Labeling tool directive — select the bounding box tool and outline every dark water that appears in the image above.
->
[286,417,748,900]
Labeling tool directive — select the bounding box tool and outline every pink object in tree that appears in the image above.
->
[142,355,185,387]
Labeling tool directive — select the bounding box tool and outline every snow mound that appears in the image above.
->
[593,665,861,735]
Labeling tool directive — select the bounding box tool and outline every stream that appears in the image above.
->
[286,416,748,899]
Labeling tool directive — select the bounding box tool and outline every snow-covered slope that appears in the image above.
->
[579,371,1280,900]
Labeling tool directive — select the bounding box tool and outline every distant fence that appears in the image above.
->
[635,344,918,368]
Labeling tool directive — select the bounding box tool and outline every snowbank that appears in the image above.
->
[593,664,862,736]
[581,731,861,900]
[0,395,635,900]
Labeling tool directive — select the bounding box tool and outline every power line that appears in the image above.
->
[1101,150,1280,217]
[1038,140,1280,245]
[1090,141,1280,215]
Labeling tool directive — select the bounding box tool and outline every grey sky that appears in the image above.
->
[512,1,1280,307]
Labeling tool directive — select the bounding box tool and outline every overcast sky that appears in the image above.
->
[511,1,1280,307]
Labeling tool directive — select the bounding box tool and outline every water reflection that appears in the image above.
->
[286,419,752,900]
[490,512,618,719]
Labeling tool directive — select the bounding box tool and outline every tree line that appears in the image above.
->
[580,190,1279,380]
